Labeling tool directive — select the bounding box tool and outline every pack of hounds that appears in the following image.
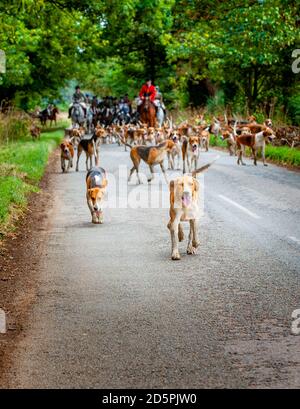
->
[60,114,276,260]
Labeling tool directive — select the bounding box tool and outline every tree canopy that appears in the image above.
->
[0,0,299,121]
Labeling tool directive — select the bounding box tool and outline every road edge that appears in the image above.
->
[0,148,60,387]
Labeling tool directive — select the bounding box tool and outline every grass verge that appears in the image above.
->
[265,145,300,167]
[210,135,300,168]
[0,126,65,238]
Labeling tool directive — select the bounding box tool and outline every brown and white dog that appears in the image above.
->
[76,133,100,171]
[122,139,175,184]
[167,163,213,260]
[199,129,210,152]
[168,130,181,170]
[221,130,236,156]
[60,140,74,173]
[86,167,107,224]
[236,128,275,166]
[182,136,200,173]
[30,124,41,139]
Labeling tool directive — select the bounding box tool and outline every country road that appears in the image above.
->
[2,144,300,388]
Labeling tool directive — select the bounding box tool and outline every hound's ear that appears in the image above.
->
[169,180,175,192]
[193,178,200,192]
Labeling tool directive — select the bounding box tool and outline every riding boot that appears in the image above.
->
[68,108,71,118]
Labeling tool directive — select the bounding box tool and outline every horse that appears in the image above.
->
[39,108,49,126]
[99,106,114,127]
[140,96,156,128]
[49,107,59,126]
[86,105,94,133]
[71,102,85,128]
[156,103,165,128]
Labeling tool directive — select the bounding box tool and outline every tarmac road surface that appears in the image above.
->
[3,144,300,388]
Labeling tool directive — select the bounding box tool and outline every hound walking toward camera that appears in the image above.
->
[167,163,214,260]
[168,130,181,170]
[86,167,108,224]
[200,130,210,152]
[60,141,74,173]
[182,136,200,173]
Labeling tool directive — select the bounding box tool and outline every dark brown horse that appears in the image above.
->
[139,96,156,128]
[39,106,59,126]
[49,106,59,126]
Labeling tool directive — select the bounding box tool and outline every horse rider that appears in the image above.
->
[119,98,130,115]
[46,103,53,116]
[153,85,166,115]
[68,85,87,118]
[123,94,132,114]
[91,96,98,114]
[138,79,156,113]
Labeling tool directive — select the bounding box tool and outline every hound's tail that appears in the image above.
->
[192,156,220,177]
[117,135,133,149]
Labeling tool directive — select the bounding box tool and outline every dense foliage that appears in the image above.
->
[0,0,299,121]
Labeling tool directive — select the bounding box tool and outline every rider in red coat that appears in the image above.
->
[139,79,156,102]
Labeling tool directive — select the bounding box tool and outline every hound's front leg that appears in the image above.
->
[61,157,65,173]
[187,156,192,173]
[176,154,181,170]
[167,152,172,170]
[262,143,267,166]
[187,219,199,254]
[191,219,200,248]
[193,155,199,172]
[168,218,181,260]
[95,149,100,166]
[86,195,97,224]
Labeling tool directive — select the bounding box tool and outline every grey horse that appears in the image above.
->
[71,102,85,128]
[156,103,165,127]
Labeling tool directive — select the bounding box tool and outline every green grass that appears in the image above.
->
[265,145,300,167]
[210,134,227,148]
[0,127,64,234]
[210,134,300,167]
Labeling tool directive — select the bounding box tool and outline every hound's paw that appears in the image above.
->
[171,250,181,260]
[187,245,197,255]
[192,240,200,248]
